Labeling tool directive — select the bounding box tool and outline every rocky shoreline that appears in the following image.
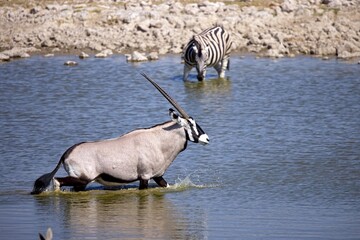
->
[0,0,359,62]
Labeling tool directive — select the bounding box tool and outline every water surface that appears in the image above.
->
[0,55,359,239]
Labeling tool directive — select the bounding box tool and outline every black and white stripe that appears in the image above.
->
[183,26,232,81]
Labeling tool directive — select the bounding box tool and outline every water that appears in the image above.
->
[0,55,359,239]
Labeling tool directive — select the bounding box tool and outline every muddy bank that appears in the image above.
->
[0,0,359,61]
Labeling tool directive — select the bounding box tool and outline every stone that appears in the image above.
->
[264,49,284,58]
[136,21,150,32]
[1,47,31,58]
[52,48,60,53]
[64,61,78,66]
[95,49,113,58]
[0,53,10,61]
[321,0,343,7]
[41,39,53,48]
[184,4,199,15]
[95,52,107,58]
[0,0,358,59]
[147,52,159,61]
[102,49,113,56]
[20,52,30,58]
[79,52,90,59]
[29,7,42,14]
[88,42,103,52]
[281,0,298,13]
[126,51,148,62]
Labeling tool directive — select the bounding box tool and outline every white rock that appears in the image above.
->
[79,52,89,59]
[281,0,298,12]
[95,49,113,58]
[0,53,10,61]
[126,51,148,62]
[147,52,159,61]
[64,61,78,66]
[95,52,107,58]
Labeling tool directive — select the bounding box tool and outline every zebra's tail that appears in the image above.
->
[227,58,230,70]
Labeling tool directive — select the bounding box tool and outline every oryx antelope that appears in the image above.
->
[183,26,232,81]
[31,73,209,194]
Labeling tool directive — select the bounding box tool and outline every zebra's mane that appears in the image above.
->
[193,35,208,52]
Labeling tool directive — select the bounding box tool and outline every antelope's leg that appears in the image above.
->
[139,179,149,190]
[153,176,169,188]
[55,176,89,191]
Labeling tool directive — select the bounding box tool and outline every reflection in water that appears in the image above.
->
[34,188,206,239]
[184,77,232,96]
[183,78,233,119]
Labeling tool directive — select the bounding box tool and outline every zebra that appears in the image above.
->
[183,26,232,81]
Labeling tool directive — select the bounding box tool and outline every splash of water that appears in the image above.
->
[173,175,203,189]
[39,170,221,194]
[171,172,221,190]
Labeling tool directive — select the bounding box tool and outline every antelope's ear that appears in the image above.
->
[169,108,187,126]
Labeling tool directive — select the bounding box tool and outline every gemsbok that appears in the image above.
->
[31,73,209,194]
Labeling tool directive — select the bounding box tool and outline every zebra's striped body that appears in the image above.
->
[183,26,232,81]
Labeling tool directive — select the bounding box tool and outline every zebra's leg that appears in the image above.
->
[183,63,193,81]
[221,57,230,78]
[216,57,230,79]
[214,62,223,78]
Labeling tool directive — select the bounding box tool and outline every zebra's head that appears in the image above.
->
[169,108,209,145]
[193,36,209,81]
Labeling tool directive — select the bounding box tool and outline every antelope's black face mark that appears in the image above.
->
[169,108,209,145]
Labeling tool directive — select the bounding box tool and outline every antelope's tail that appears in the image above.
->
[31,159,62,195]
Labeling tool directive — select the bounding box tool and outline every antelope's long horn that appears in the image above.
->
[141,73,190,120]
